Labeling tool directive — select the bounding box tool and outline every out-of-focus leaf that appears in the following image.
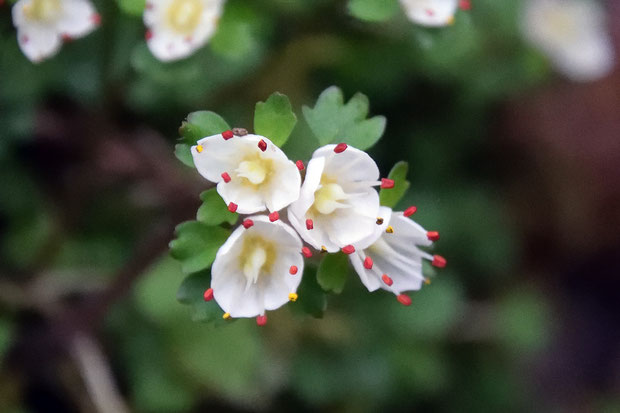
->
[295,266,327,318]
[380,161,410,207]
[348,0,399,22]
[0,318,15,362]
[176,270,227,324]
[169,221,230,274]
[317,252,349,294]
[210,2,261,59]
[179,110,230,145]
[174,143,194,168]
[197,189,238,226]
[254,92,297,147]
[115,0,145,16]
[302,86,386,150]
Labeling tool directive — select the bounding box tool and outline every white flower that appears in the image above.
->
[12,0,100,63]
[400,0,458,27]
[522,0,615,82]
[143,0,224,62]
[191,131,301,214]
[206,215,304,322]
[288,143,389,253]
[348,206,446,305]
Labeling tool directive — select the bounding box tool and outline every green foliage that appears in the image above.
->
[179,110,230,145]
[295,266,327,318]
[176,271,227,324]
[380,161,410,207]
[196,189,238,226]
[0,318,15,363]
[210,1,263,59]
[254,92,297,146]
[169,221,230,274]
[317,253,350,294]
[348,0,399,22]
[174,143,195,168]
[115,0,145,16]
[302,86,386,150]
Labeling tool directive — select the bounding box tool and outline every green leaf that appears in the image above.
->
[317,252,350,294]
[254,92,297,147]
[196,189,238,226]
[179,111,230,145]
[176,271,226,324]
[174,143,194,168]
[169,221,230,274]
[380,161,410,207]
[348,0,399,22]
[210,2,261,59]
[302,86,386,150]
[115,0,145,16]
[294,266,327,318]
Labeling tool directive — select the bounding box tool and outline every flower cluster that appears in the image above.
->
[191,129,446,325]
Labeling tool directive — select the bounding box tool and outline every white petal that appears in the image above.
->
[313,144,380,185]
[354,206,392,250]
[57,0,98,38]
[325,190,380,247]
[16,24,61,63]
[191,133,239,182]
[400,0,458,27]
[350,250,382,292]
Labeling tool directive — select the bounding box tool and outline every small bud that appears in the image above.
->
[222,312,231,319]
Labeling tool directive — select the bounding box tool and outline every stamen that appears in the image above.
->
[427,231,440,241]
[258,139,267,152]
[425,8,435,16]
[385,226,394,234]
[269,211,279,222]
[242,219,254,229]
[397,294,412,306]
[232,127,248,136]
[334,143,348,153]
[403,206,417,217]
[289,265,298,275]
[227,202,238,213]
[203,288,214,301]
[222,312,231,319]
[424,278,432,285]
[256,315,267,326]
[432,255,447,268]
[321,246,327,253]
[380,178,395,189]
[145,2,153,9]
[91,13,101,25]
[288,293,298,302]
[302,247,312,258]
[296,160,305,171]
[376,217,384,225]
[459,0,471,10]
[195,144,203,153]
[62,33,72,42]
[341,245,355,254]
[381,274,393,286]
[306,219,314,230]
[221,172,231,183]
[363,256,373,269]
[447,15,455,25]
[222,130,234,140]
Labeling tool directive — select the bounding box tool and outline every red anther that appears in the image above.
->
[227,202,238,213]
[306,219,314,230]
[242,219,254,229]
[427,231,440,241]
[289,265,298,275]
[296,160,305,171]
[222,130,234,140]
[91,13,101,25]
[334,143,348,153]
[459,0,471,10]
[403,206,417,217]
[61,33,72,42]
[203,288,214,301]
[432,255,447,268]
[302,247,312,258]
[256,315,267,326]
[363,256,373,269]
[381,178,395,189]
[221,172,231,183]
[341,245,355,254]
[382,274,393,286]
[145,1,153,9]
[258,139,267,152]
[425,8,435,16]
[145,30,153,40]
[21,35,29,44]
[397,294,412,306]
[269,211,279,222]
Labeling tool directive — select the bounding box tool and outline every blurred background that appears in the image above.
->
[1,0,620,412]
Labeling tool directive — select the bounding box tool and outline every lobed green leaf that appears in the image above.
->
[174,143,194,168]
[179,111,230,146]
[316,252,350,294]
[254,92,297,147]
[196,189,238,226]
[169,221,230,274]
[380,161,411,207]
[294,266,327,318]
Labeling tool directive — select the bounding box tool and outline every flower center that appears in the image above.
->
[23,0,61,22]
[312,181,348,215]
[236,156,274,186]
[166,0,203,34]
[239,236,276,288]
[544,9,577,40]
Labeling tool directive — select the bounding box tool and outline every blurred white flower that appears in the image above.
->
[143,0,224,62]
[348,206,446,305]
[400,0,458,27]
[12,0,100,63]
[288,143,386,253]
[208,216,304,322]
[191,132,301,214]
[522,0,615,82]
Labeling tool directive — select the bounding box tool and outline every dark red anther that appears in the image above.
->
[381,178,395,189]
[222,130,234,140]
[242,219,254,229]
[203,288,214,301]
[221,172,231,183]
[334,143,348,153]
[432,255,447,268]
[145,30,153,40]
[296,160,305,171]
[403,206,417,217]
[289,265,298,275]
[91,13,101,25]
[341,245,355,255]
[302,247,312,258]
[427,231,440,241]
[382,274,393,286]
[269,211,279,222]
[256,315,267,326]
[459,0,471,10]
[227,202,238,213]
[397,294,412,306]
[306,219,314,230]
[258,139,267,152]
[363,256,373,269]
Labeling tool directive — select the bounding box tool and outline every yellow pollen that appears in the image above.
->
[424,278,431,285]
[447,15,455,25]
[222,312,231,319]
[321,246,327,253]
[376,217,384,225]
[385,226,394,234]
[288,293,298,302]
[166,0,203,34]
[23,0,61,21]
[235,154,274,187]
[312,180,348,215]
[196,145,203,153]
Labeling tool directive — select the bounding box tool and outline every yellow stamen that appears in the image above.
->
[447,15,455,25]
[222,312,231,319]
[321,246,327,253]
[288,293,298,302]
[196,145,203,153]
[385,226,394,234]
[376,217,384,225]
[424,278,431,285]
